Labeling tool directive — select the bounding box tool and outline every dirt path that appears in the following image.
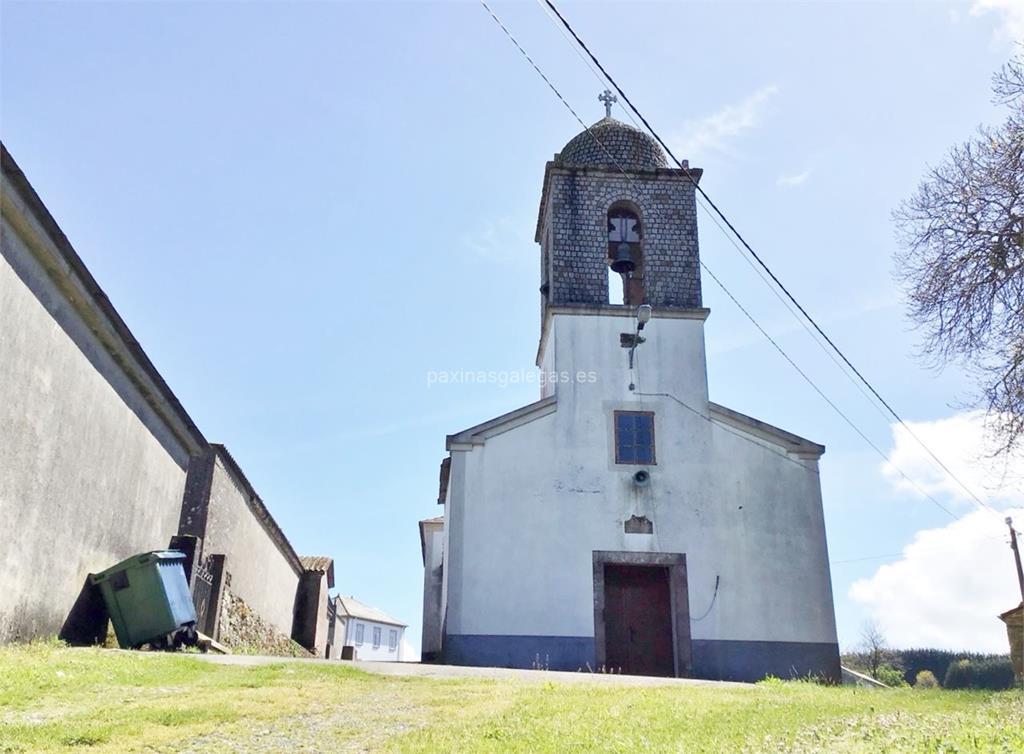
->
[192,653,745,687]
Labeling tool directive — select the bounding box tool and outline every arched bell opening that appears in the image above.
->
[607,201,645,305]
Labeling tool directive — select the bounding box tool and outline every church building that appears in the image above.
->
[419,99,840,682]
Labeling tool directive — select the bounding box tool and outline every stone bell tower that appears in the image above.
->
[534,93,704,322]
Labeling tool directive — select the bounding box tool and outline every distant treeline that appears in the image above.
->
[842,649,1016,690]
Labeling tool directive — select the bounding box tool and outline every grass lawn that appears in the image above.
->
[0,643,1021,753]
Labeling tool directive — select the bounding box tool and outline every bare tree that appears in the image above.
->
[859,620,889,678]
[894,51,1024,453]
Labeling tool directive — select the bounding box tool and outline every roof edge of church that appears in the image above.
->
[447,395,557,450]
[708,402,825,458]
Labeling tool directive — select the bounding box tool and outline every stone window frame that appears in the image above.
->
[388,629,398,652]
[613,409,656,465]
[354,622,364,645]
[373,625,382,649]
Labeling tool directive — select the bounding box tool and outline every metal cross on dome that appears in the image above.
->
[598,89,617,118]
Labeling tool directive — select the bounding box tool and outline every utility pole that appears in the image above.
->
[1008,517,1024,604]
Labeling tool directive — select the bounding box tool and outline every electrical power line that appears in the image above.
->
[533,0,900,437]
[539,0,1009,525]
[830,532,1011,565]
[477,0,964,524]
[635,390,819,474]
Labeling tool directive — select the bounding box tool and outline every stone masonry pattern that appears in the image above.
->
[556,117,668,171]
[541,168,702,309]
[217,589,312,657]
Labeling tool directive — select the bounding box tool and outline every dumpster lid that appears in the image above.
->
[90,550,187,583]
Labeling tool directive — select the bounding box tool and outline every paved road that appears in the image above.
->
[193,653,744,687]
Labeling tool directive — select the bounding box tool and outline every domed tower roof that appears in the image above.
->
[555,117,667,171]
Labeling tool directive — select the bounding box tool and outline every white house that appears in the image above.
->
[336,595,406,662]
[419,109,840,681]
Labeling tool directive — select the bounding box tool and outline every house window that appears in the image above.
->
[388,629,398,652]
[354,623,364,645]
[614,411,655,464]
[373,626,382,649]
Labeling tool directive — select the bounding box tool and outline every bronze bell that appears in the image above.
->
[610,242,635,274]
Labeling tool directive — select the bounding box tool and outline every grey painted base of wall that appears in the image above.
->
[691,639,840,683]
[443,634,841,682]
[443,634,596,672]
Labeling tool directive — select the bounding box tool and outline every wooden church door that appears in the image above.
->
[603,564,675,676]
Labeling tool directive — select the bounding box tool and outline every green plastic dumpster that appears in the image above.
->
[90,550,198,649]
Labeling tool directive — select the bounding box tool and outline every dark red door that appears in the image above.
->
[603,565,675,676]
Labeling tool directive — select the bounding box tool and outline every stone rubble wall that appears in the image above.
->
[216,589,311,657]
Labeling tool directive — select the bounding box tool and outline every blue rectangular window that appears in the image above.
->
[615,411,655,465]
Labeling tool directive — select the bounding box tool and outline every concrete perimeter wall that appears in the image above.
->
[0,146,319,648]
[0,147,206,641]
[202,449,303,639]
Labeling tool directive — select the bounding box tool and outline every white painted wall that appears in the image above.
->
[1,179,192,642]
[444,309,837,645]
[420,521,444,658]
[344,618,404,661]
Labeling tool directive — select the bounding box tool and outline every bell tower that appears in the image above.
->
[533,99,710,405]
[534,102,704,317]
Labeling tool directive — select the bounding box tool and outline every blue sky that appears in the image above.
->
[3,0,1022,656]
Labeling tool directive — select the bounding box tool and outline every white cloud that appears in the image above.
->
[776,169,812,188]
[850,507,1022,651]
[971,0,1024,42]
[672,85,779,160]
[882,410,1024,507]
[851,410,1024,651]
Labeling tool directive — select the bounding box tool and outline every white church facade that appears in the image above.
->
[419,107,840,682]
